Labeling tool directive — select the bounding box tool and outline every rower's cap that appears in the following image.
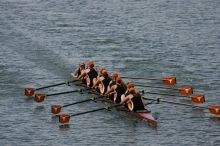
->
[111,71,119,78]
[87,60,94,67]
[116,76,122,84]
[101,69,108,76]
[127,82,134,89]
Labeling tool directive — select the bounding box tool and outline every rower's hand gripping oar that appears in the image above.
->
[58,103,122,124]
[122,76,176,86]
[51,95,105,114]
[24,80,79,97]
[141,90,205,104]
[142,97,220,115]
[34,88,89,102]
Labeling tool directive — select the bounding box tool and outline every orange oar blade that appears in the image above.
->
[178,86,193,96]
[59,114,71,124]
[191,94,205,103]
[34,93,46,102]
[24,88,36,96]
[208,106,220,115]
[162,77,176,85]
[51,105,62,114]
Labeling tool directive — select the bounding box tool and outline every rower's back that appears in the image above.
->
[114,77,127,103]
[101,72,112,94]
[128,88,145,112]
[86,62,98,87]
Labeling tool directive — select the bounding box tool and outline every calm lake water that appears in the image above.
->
[0,0,220,145]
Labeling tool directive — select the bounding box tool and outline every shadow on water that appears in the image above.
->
[34,105,45,112]
[50,115,59,124]
[24,96,34,102]
[51,114,59,121]
[153,112,160,121]
[209,116,220,122]
[192,108,205,114]
[59,124,70,129]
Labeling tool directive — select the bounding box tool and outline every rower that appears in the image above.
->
[105,76,127,103]
[120,87,145,112]
[71,63,86,84]
[120,82,134,105]
[104,71,119,99]
[107,71,119,92]
[124,82,135,96]
[71,62,85,78]
[92,67,106,88]
[92,69,112,94]
[78,60,98,88]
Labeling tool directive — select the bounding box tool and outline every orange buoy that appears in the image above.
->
[24,88,36,96]
[59,114,71,124]
[191,94,205,104]
[34,93,46,102]
[162,77,176,85]
[178,86,193,96]
[208,106,220,115]
[51,105,62,114]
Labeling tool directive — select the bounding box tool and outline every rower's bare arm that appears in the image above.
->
[120,96,129,104]
[71,69,79,78]
[121,94,133,104]
[93,79,100,88]
[105,85,116,95]
[78,71,86,79]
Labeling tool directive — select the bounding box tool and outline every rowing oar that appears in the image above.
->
[121,76,176,85]
[141,90,205,104]
[34,88,89,102]
[51,95,105,114]
[58,103,122,124]
[138,85,194,96]
[134,83,176,90]
[24,80,79,97]
[142,97,220,115]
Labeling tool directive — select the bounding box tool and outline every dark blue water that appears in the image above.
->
[0,0,220,145]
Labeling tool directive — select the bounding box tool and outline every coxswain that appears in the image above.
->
[120,87,145,112]
[105,76,127,103]
[92,69,112,94]
[71,62,86,84]
[78,60,98,88]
